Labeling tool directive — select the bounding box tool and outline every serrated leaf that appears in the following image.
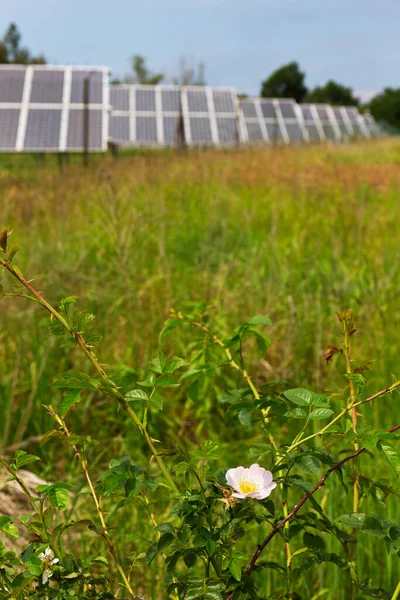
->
[150,352,165,374]
[60,389,81,417]
[14,451,40,469]
[149,392,163,410]
[284,408,308,418]
[309,408,334,420]
[248,315,272,326]
[158,532,175,551]
[156,523,174,535]
[125,389,149,402]
[156,374,179,387]
[337,513,367,527]
[284,388,314,406]
[294,454,320,475]
[49,487,70,511]
[377,440,400,476]
[238,406,253,428]
[163,356,190,373]
[146,542,159,565]
[229,560,242,581]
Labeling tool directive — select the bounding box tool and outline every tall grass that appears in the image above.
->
[1,140,400,597]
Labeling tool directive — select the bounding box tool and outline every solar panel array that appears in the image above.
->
[241,98,309,144]
[0,65,109,152]
[0,64,382,153]
[109,84,182,147]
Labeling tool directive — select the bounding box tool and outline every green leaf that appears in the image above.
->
[49,487,71,511]
[238,406,253,428]
[294,454,320,475]
[158,532,175,551]
[125,389,149,402]
[0,516,11,528]
[378,440,400,476]
[303,532,326,550]
[229,560,242,581]
[284,408,308,418]
[184,550,197,568]
[248,315,272,325]
[149,391,164,410]
[14,450,40,469]
[156,523,174,535]
[337,513,367,527]
[284,388,314,406]
[156,374,179,387]
[163,356,190,373]
[309,408,334,420]
[137,372,156,387]
[150,352,165,374]
[60,389,81,417]
[284,388,330,408]
[146,542,159,565]
[124,477,141,498]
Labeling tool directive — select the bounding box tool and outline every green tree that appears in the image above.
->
[0,23,46,64]
[367,88,400,129]
[127,54,164,85]
[306,80,359,106]
[260,61,308,102]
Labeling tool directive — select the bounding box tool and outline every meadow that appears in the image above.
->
[1,140,400,599]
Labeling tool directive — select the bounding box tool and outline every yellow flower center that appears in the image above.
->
[239,478,259,494]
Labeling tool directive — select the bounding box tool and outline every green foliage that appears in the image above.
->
[1,152,400,599]
[367,87,400,130]
[127,54,164,85]
[0,22,46,64]
[306,80,359,106]
[260,61,308,102]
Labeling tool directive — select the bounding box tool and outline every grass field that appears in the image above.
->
[1,140,400,599]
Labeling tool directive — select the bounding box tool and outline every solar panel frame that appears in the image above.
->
[109,84,182,147]
[181,86,242,146]
[240,98,308,144]
[0,64,109,152]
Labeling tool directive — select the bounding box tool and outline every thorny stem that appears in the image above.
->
[225,422,400,600]
[341,310,359,600]
[0,256,179,494]
[341,311,360,515]
[47,407,135,598]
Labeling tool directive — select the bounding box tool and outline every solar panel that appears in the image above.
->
[241,98,307,144]
[109,84,182,147]
[181,86,242,146]
[0,64,109,152]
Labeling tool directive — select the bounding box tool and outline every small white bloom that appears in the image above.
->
[39,547,59,584]
[226,463,277,500]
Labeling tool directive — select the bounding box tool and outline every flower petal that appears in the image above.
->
[253,481,277,499]
[262,470,273,487]
[226,466,246,491]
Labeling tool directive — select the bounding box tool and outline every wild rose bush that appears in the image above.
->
[1,229,400,600]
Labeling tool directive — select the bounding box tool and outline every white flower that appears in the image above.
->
[226,463,277,500]
[39,547,59,584]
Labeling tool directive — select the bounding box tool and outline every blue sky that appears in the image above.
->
[1,0,399,100]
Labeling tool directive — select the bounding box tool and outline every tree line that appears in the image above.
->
[1,23,399,130]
